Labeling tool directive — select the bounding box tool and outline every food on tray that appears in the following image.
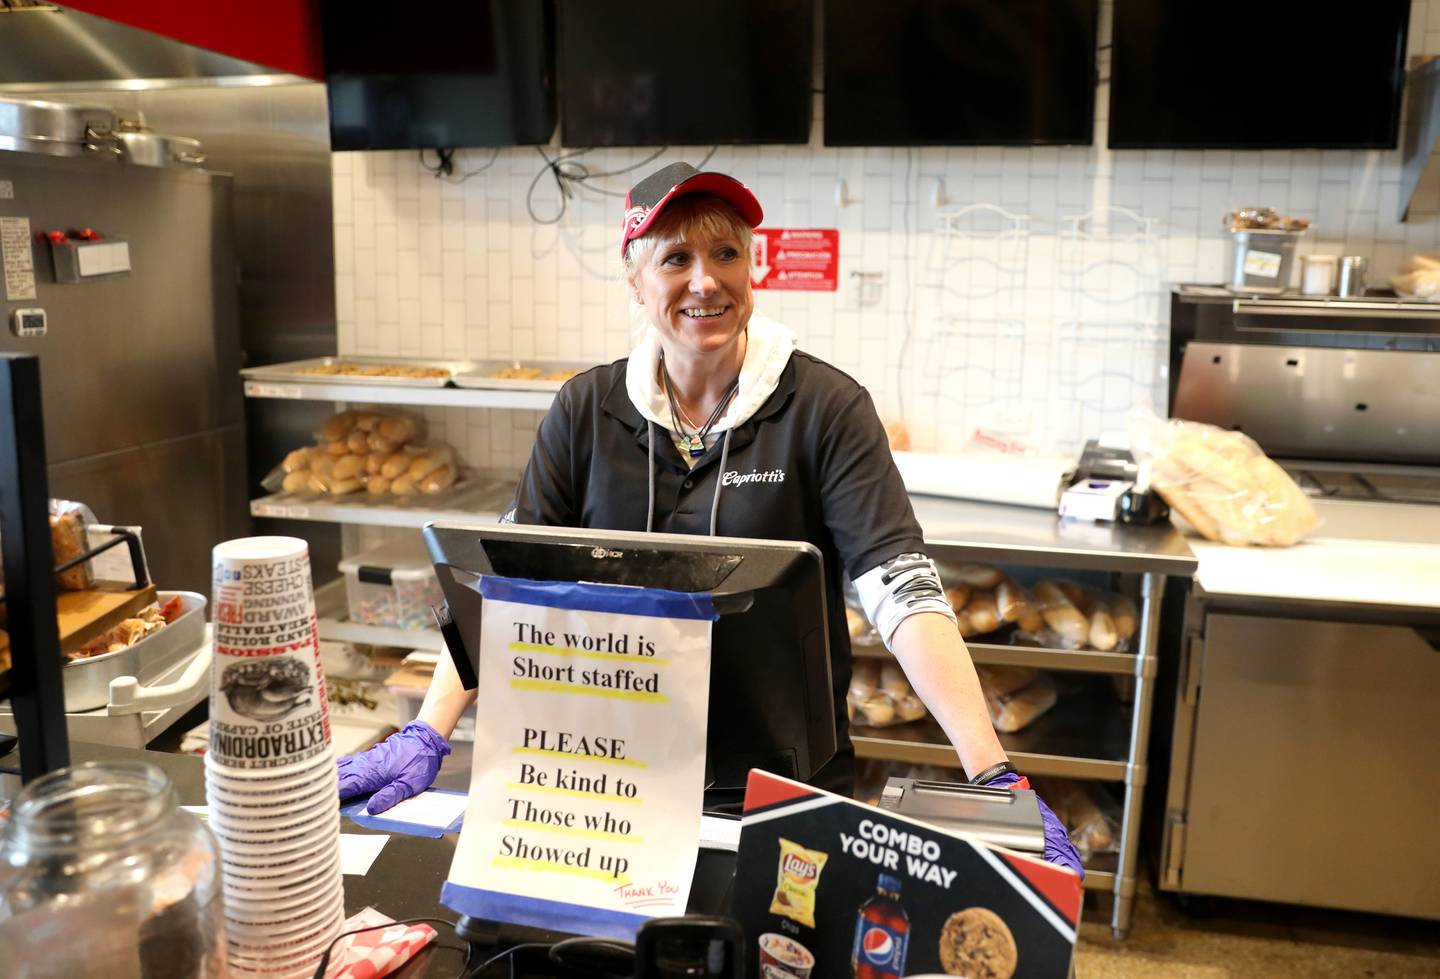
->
[1139,416,1318,547]
[484,365,583,383]
[982,674,1057,733]
[938,906,1018,979]
[68,594,185,661]
[295,361,451,379]
[492,366,544,380]
[1224,207,1310,232]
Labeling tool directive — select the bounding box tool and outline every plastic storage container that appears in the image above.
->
[338,540,444,630]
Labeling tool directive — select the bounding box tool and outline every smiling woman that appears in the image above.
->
[335,161,1085,874]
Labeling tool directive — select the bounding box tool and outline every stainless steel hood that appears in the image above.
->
[0,4,279,89]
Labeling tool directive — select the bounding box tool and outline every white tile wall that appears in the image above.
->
[331,0,1440,463]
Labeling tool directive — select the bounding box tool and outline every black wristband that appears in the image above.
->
[970,761,1018,786]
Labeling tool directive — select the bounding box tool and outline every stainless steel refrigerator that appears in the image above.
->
[0,147,249,595]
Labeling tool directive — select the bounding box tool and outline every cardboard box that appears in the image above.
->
[734,770,1081,978]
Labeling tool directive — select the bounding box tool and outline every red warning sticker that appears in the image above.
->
[750,228,839,291]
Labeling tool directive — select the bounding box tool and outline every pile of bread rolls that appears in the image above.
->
[1147,422,1317,547]
[946,563,1039,638]
[976,664,1057,733]
[1024,579,1137,651]
[274,410,459,498]
[848,660,928,728]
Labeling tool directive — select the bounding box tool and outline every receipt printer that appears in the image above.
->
[1059,440,1170,526]
[878,778,1045,854]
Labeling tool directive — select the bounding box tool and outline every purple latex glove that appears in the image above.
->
[985,771,1085,880]
[336,720,451,814]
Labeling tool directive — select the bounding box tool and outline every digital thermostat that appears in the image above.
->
[10,308,46,338]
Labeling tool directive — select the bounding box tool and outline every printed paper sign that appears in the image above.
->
[1,216,36,301]
[1242,249,1281,279]
[751,229,839,291]
[734,771,1082,978]
[442,576,718,939]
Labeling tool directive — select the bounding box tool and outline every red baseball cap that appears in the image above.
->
[620,162,763,258]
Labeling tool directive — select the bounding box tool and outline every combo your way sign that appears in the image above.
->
[442,576,719,938]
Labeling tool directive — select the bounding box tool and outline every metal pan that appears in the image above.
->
[0,97,118,158]
[61,591,206,712]
[116,130,206,168]
[452,359,599,392]
[240,357,477,388]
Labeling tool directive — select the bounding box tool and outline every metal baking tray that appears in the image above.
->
[240,357,478,388]
[452,360,598,392]
[62,591,206,712]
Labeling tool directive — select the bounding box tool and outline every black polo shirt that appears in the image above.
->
[508,350,927,798]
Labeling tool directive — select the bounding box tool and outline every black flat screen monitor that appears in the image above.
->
[1109,0,1409,149]
[320,0,556,150]
[823,0,1098,146]
[423,522,836,806]
[556,0,813,147]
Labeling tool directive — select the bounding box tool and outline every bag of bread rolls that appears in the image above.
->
[984,675,1058,733]
[1031,580,1089,649]
[962,589,1001,636]
[1031,777,1120,860]
[976,664,1039,698]
[49,500,95,591]
[407,444,456,482]
[845,658,928,728]
[419,465,457,495]
[1136,412,1318,547]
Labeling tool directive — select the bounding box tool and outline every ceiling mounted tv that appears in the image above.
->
[823,0,1099,147]
[557,0,812,147]
[321,0,556,151]
[1109,0,1409,149]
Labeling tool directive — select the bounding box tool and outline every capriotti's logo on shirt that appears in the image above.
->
[721,467,786,487]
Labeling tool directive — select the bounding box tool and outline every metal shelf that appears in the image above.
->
[852,677,1132,781]
[313,579,446,652]
[243,378,555,410]
[250,477,515,529]
[853,636,1137,675]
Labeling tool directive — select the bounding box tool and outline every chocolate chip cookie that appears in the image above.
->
[938,907,1017,979]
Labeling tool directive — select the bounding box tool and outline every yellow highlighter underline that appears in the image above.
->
[510,678,667,704]
[492,854,629,886]
[509,641,670,666]
[513,746,647,769]
[503,818,644,845]
[506,782,643,805]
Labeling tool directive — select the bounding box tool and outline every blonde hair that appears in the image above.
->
[623,194,753,277]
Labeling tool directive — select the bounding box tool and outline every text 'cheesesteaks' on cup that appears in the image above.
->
[209,537,332,771]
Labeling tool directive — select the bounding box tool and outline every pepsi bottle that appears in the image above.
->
[851,873,909,978]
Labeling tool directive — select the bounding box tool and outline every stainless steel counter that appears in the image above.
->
[910,495,1198,576]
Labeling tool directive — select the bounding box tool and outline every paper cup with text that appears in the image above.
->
[209,537,332,772]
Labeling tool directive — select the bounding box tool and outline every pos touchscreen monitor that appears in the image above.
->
[423,522,837,800]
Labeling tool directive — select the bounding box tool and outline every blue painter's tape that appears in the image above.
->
[479,575,717,621]
[440,881,651,941]
[340,788,467,838]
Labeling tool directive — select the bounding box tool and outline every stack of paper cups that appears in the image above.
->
[205,537,344,979]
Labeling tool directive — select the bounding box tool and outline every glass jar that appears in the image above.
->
[0,761,226,978]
